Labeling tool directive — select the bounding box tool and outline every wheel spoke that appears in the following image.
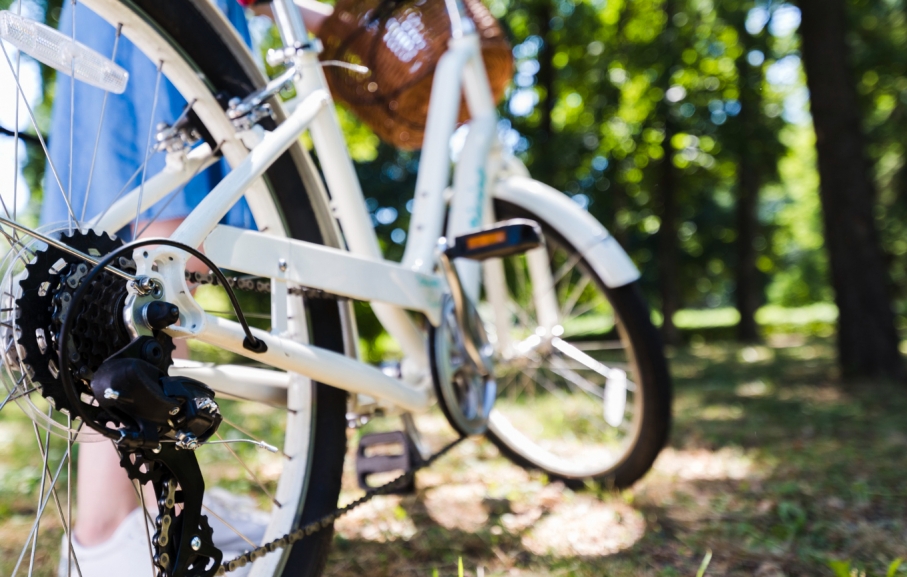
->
[0,383,20,414]
[564,294,608,323]
[11,439,75,577]
[89,163,148,227]
[526,366,570,401]
[0,374,28,413]
[202,504,259,549]
[0,43,81,229]
[550,249,584,291]
[136,479,156,571]
[67,0,77,235]
[66,415,74,577]
[551,336,620,380]
[32,418,84,577]
[135,137,222,238]
[213,431,281,508]
[11,0,21,223]
[506,298,537,332]
[3,386,38,404]
[546,355,605,399]
[26,419,51,577]
[134,60,164,237]
[560,274,592,320]
[82,23,123,221]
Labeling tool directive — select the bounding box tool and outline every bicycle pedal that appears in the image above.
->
[444,219,543,261]
[356,431,418,494]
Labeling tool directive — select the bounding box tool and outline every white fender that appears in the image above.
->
[493,176,641,288]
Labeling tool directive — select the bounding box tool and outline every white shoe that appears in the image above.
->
[203,486,270,563]
[59,489,268,577]
[58,507,154,577]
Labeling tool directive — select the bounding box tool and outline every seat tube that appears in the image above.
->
[274,0,429,367]
[272,0,309,45]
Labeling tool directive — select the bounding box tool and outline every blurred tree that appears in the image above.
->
[796,0,903,379]
[653,0,682,345]
[845,0,907,348]
[721,2,784,342]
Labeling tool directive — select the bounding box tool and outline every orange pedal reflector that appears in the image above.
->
[444,219,543,262]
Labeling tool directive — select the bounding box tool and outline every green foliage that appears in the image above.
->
[13,0,904,342]
[694,550,712,577]
[828,558,904,577]
[2,0,63,226]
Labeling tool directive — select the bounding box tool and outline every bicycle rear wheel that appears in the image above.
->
[483,199,672,488]
[0,1,347,575]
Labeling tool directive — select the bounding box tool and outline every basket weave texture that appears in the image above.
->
[319,0,513,150]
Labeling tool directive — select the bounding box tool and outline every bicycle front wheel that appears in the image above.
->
[482,199,672,488]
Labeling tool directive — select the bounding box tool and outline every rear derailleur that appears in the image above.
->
[98,332,225,577]
[11,230,226,577]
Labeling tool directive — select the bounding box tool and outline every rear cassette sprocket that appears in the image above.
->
[14,229,173,417]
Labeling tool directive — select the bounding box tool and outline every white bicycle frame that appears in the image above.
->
[84,0,641,416]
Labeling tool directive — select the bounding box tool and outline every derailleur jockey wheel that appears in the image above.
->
[9,229,227,577]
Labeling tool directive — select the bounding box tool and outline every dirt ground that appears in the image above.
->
[1,338,905,576]
[325,339,907,577]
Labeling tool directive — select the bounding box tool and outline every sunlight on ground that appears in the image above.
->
[520,496,645,557]
[650,447,760,482]
[334,495,418,542]
[423,483,488,532]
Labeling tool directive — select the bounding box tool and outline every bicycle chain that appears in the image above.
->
[154,476,178,574]
[214,435,466,575]
[184,271,338,300]
[183,270,463,575]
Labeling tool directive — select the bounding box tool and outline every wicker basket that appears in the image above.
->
[319,0,513,150]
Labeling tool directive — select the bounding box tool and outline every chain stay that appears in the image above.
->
[215,435,466,575]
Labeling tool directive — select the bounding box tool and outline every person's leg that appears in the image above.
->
[74,440,141,546]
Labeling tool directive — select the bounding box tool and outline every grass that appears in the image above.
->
[1,337,906,576]
[325,337,907,576]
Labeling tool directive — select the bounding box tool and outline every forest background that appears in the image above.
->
[5,0,907,379]
[1,1,906,575]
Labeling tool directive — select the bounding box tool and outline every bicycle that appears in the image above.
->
[0,0,671,575]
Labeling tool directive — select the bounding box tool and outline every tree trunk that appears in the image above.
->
[736,150,760,342]
[797,0,903,379]
[655,0,681,346]
[657,116,681,346]
[734,57,762,343]
[604,173,625,247]
[534,1,555,175]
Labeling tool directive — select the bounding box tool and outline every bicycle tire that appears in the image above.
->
[485,199,672,489]
[44,1,348,575]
